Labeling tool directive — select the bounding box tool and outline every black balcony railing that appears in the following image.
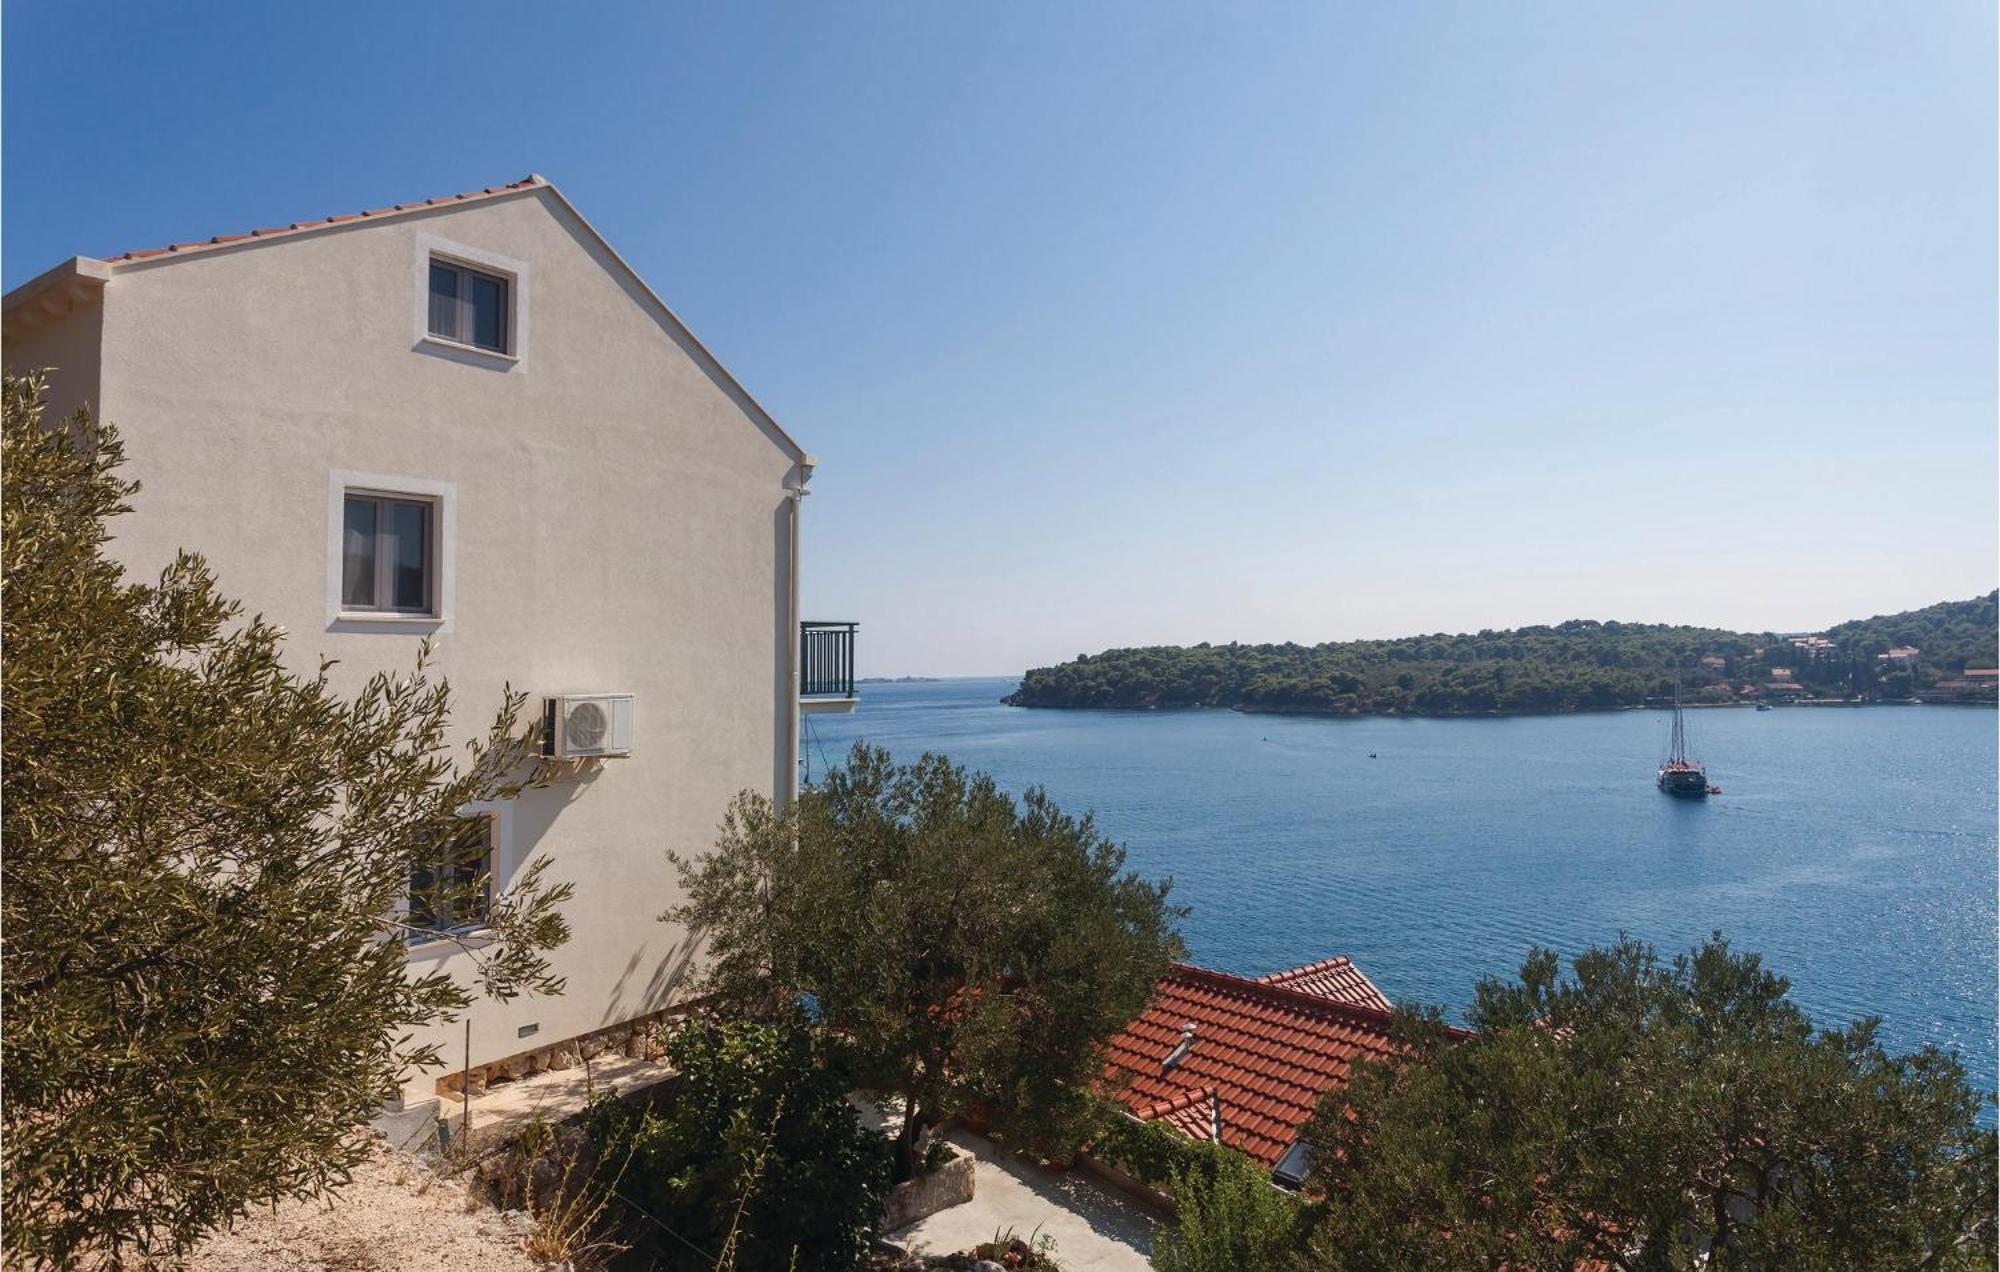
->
[800,621,858,698]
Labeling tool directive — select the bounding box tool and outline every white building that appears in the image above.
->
[3,174,857,1101]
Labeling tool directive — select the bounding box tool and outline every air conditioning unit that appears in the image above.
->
[543,693,635,759]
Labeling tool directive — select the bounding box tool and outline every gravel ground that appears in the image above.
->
[189,1138,543,1271]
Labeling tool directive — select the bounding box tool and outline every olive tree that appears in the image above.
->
[668,743,1185,1181]
[1301,935,1997,1269]
[2,373,573,1265]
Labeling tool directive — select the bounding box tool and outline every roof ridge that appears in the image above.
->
[104,176,545,263]
[1166,961,1399,1030]
[1134,1084,1215,1122]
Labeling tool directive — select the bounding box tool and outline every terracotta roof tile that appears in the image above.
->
[1101,960,1411,1169]
[1257,955,1393,1013]
[104,177,543,264]
[1143,1087,1219,1142]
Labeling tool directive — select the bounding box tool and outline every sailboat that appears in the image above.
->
[1657,682,1711,798]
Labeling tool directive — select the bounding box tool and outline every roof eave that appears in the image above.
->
[531,182,808,464]
[3,176,809,464]
[100,178,547,268]
[3,256,112,338]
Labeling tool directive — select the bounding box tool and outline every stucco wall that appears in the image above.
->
[6,292,103,423]
[17,189,801,1089]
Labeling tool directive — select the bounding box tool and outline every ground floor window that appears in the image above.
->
[407,813,495,937]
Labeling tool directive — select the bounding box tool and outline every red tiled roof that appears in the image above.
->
[1135,1085,1219,1143]
[104,177,543,263]
[1102,961,1407,1169]
[1257,956,1392,1013]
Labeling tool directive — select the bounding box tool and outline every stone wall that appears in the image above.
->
[881,1141,977,1232]
[433,1005,681,1097]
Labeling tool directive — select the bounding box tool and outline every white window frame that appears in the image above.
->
[403,801,514,952]
[339,490,438,616]
[427,259,512,353]
[413,232,530,366]
[327,470,455,631]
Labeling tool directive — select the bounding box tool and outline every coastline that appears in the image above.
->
[999,696,1994,720]
[826,678,1999,1114]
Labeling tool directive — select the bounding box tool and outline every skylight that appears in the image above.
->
[1273,1138,1314,1189]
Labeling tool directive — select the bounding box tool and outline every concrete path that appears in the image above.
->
[445,1052,676,1149]
[888,1129,1161,1272]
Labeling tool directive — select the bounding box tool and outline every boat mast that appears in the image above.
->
[1669,678,1688,765]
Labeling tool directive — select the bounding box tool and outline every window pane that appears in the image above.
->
[428,263,460,339]
[409,817,491,933]
[390,501,429,610]
[456,818,492,925]
[469,273,506,351]
[408,858,439,931]
[341,497,377,608]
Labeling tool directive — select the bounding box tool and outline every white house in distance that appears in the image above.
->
[2,174,858,1108]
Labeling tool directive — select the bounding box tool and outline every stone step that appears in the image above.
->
[370,1096,443,1155]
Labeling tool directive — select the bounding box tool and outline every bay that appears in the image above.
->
[807,677,1998,1097]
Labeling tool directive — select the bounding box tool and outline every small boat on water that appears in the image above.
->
[1755,702,1773,712]
[1658,682,1710,799]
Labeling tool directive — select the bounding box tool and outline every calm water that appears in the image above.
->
[808,678,1998,1095]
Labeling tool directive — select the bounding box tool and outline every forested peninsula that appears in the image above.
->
[1004,593,1999,717]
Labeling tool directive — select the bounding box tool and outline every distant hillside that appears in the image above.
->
[1821,594,1998,670]
[1004,593,1998,717]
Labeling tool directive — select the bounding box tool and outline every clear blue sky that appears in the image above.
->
[7,2,1994,675]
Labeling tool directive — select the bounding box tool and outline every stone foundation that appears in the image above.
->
[434,1005,681,1097]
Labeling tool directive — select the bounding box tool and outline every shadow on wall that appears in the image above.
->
[502,757,702,1024]
[601,931,700,1028]
[501,757,601,891]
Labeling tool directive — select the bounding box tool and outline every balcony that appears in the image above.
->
[800,621,859,713]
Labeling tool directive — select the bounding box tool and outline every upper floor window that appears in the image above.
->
[342,491,435,614]
[428,259,510,353]
[413,234,527,365]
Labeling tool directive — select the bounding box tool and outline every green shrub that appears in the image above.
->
[1085,1102,1216,1190]
[1151,1149,1308,1272]
[585,1013,889,1270]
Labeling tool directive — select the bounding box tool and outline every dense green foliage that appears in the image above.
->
[584,1015,889,1271]
[1087,1108,1311,1272]
[1086,1099,1222,1190]
[1007,594,1999,716]
[1,374,572,1265]
[1296,936,1997,1269]
[1824,592,1999,673]
[667,743,1186,1181]
[1152,1148,1312,1272]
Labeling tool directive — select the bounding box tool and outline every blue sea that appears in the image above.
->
[807,678,1998,1098]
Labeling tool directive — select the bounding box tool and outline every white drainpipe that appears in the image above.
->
[783,456,816,807]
